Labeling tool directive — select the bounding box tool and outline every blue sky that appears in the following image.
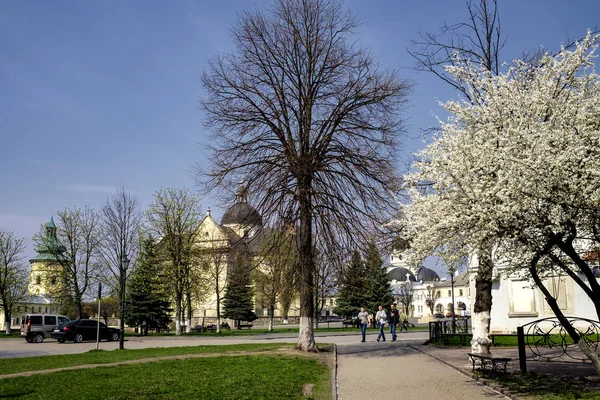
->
[1,0,599,260]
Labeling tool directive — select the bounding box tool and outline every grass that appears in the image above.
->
[0,343,292,375]
[430,333,600,347]
[135,324,428,337]
[0,354,331,400]
[0,331,21,339]
[485,372,600,400]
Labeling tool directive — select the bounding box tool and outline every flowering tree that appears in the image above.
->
[406,33,600,371]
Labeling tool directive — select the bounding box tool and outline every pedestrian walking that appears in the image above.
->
[400,309,408,331]
[388,304,399,341]
[375,305,387,342]
[358,307,369,342]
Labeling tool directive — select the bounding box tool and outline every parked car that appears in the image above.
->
[20,314,71,343]
[50,319,120,343]
[433,313,445,319]
[204,322,231,331]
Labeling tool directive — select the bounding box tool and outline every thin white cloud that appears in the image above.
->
[65,184,115,193]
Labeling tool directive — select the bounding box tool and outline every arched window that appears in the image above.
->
[50,276,57,285]
[435,304,444,313]
[35,275,41,285]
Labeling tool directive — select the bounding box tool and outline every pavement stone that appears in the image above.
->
[336,340,509,399]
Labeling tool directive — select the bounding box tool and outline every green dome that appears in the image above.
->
[30,217,67,263]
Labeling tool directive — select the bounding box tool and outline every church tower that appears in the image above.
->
[29,217,67,297]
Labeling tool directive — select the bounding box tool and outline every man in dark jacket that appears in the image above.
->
[389,304,400,341]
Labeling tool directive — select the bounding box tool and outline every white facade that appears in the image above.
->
[468,261,600,333]
[387,251,471,321]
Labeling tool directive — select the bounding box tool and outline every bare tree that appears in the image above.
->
[36,207,102,318]
[253,230,298,331]
[99,187,141,294]
[408,0,503,102]
[197,229,230,334]
[99,186,142,347]
[397,284,413,315]
[200,0,409,351]
[314,250,337,328]
[0,232,28,335]
[146,188,203,335]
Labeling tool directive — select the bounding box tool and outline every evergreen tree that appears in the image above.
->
[333,250,368,318]
[124,237,172,335]
[364,241,394,313]
[222,252,257,324]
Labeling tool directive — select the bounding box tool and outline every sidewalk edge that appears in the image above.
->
[332,343,338,400]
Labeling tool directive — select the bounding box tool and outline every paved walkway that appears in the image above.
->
[336,339,508,399]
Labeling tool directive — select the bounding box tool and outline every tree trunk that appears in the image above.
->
[470,248,493,354]
[268,304,274,332]
[175,293,182,336]
[4,307,11,335]
[556,240,600,320]
[296,185,317,352]
[186,293,192,333]
[530,265,600,376]
[216,291,221,334]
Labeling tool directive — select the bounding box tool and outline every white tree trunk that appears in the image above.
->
[470,310,492,354]
[175,319,181,336]
[297,316,316,352]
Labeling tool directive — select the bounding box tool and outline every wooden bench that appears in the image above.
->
[468,353,511,374]
[342,320,355,328]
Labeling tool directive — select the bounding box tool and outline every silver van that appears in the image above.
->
[20,314,70,343]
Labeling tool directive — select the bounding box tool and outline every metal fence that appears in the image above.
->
[428,318,470,341]
[517,316,600,373]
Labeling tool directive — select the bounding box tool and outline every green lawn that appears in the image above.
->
[0,331,21,339]
[138,325,428,337]
[0,354,331,400]
[430,333,600,347]
[0,343,292,375]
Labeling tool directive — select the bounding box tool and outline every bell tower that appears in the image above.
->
[29,217,67,298]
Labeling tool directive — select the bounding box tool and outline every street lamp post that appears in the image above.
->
[451,270,456,334]
[119,254,130,350]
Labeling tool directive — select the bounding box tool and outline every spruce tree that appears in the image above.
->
[124,237,172,335]
[364,240,394,313]
[222,252,257,325]
[333,250,368,318]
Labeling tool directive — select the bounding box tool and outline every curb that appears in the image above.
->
[331,344,338,400]
[408,345,521,400]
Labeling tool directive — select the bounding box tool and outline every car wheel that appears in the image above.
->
[58,339,66,343]
[110,332,119,342]
[33,333,44,343]
[74,333,84,343]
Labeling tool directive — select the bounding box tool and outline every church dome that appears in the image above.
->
[387,267,416,282]
[416,266,440,282]
[221,202,263,227]
[221,183,263,228]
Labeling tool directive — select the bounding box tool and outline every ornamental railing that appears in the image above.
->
[428,318,470,341]
[517,316,600,373]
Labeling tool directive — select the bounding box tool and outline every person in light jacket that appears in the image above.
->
[357,307,369,342]
[375,305,387,342]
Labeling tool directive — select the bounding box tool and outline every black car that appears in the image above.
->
[50,319,120,343]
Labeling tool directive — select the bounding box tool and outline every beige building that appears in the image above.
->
[189,185,300,326]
